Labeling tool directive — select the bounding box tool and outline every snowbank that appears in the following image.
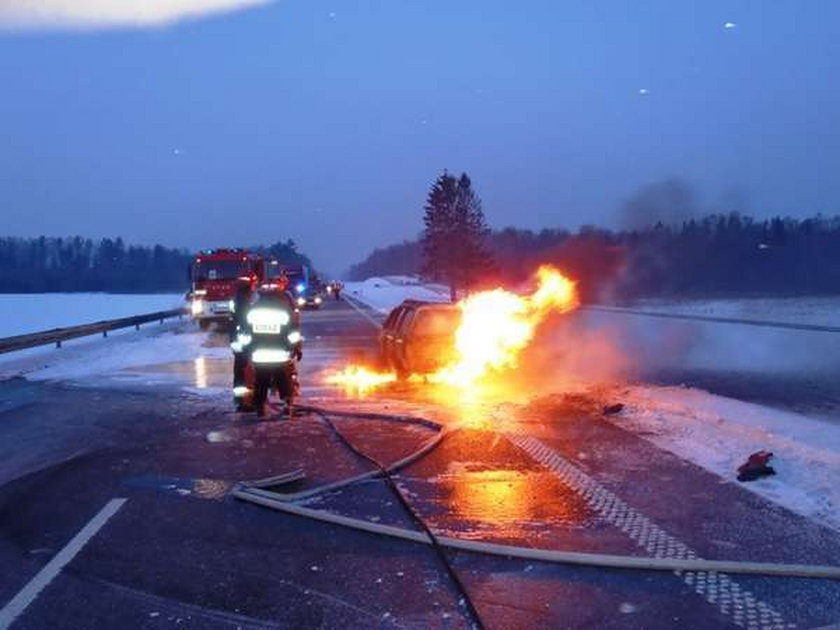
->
[344,277,449,313]
[613,385,840,532]
[0,321,227,386]
[0,293,184,338]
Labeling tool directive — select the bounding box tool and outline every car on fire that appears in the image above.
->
[380,300,461,377]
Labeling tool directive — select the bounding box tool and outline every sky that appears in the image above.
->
[1,1,839,275]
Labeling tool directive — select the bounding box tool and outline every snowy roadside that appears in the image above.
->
[0,320,229,392]
[608,385,840,533]
[344,276,449,313]
[347,277,840,532]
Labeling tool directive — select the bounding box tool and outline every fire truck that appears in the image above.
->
[189,249,263,329]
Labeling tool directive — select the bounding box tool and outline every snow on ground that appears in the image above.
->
[627,296,840,328]
[612,385,840,532]
[344,277,449,313]
[0,320,227,387]
[0,293,184,338]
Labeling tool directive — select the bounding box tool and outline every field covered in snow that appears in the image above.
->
[628,296,840,328]
[0,293,185,338]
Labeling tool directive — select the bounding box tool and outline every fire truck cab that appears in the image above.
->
[189,249,263,329]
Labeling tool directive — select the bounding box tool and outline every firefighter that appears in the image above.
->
[230,277,254,410]
[232,273,303,413]
[333,281,342,301]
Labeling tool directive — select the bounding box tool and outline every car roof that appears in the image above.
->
[398,299,458,310]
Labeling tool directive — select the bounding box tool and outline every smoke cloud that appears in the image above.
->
[0,0,270,30]
[619,177,699,230]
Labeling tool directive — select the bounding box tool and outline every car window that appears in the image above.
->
[383,307,403,332]
[395,308,415,335]
[413,308,460,336]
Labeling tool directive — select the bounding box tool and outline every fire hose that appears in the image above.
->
[232,406,840,582]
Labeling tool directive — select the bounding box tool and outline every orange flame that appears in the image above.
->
[327,365,397,396]
[326,265,578,391]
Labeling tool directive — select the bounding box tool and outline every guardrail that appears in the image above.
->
[0,308,188,355]
[585,305,840,334]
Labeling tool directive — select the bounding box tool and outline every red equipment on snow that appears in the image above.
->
[737,450,776,482]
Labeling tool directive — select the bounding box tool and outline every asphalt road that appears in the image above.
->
[1,298,839,629]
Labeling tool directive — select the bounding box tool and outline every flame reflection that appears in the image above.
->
[437,466,590,539]
[194,356,208,389]
[192,478,232,500]
[447,469,534,526]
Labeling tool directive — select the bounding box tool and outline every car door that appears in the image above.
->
[380,306,404,368]
[393,307,416,373]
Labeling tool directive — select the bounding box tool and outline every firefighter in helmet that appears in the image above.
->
[230,270,302,412]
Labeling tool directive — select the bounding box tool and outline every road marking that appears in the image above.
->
[508,434,794,630]
[0,497,127,630]
[342,295,384,329]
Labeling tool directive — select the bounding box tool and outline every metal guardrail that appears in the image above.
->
[585,305,840,334]
[0,308,188,355]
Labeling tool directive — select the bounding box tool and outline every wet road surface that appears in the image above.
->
[1,299,839,629]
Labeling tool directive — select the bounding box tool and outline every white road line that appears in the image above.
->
[0,497,127,630]
[342,295,384,329]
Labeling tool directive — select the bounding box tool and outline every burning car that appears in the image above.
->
[330,266,578,392]
[380,300,461,377]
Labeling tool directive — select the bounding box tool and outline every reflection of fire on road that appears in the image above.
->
[441,467,589,537]
[326,265,579,394]
[448,469,534,528]
[194,356,208,389]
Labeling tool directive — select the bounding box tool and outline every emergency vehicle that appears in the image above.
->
[189,249,263,329]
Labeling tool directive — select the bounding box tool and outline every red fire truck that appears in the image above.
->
[189,249,263,329]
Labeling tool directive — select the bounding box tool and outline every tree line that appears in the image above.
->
[347,173,840,301]
[0,236,313,293]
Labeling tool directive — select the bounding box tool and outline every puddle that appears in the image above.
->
[122,474,232,500]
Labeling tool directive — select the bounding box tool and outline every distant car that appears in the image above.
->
[380,300,460,377]
[294,289,323,310]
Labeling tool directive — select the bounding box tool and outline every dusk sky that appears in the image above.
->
[1,1,839,275]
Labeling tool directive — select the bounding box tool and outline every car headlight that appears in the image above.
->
[314,296,322,304]
[191,299,203,316]
[287,330,302,344]
[296,297,306,307]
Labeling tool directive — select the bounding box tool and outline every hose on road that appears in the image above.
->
[232,406,840,583]
[312,408,485,630]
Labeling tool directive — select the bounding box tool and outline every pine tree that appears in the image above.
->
[421,171,492,300]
